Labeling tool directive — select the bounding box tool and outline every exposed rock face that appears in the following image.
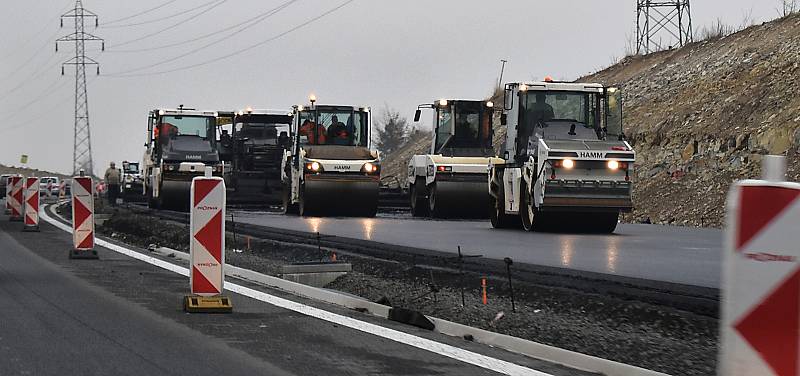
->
[383,14,800,227]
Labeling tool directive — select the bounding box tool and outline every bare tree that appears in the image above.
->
[779,0,798,16]
[374,106,409,156]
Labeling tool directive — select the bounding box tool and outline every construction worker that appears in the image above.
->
[104,161,121,207]
[299,118,326,144]
[326,115,350,145]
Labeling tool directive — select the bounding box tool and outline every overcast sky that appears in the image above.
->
[0,0,783,175]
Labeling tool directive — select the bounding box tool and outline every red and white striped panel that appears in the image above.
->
[4,176,11,212]
[71,177,94,250]
[9,176,23,220]
[189,176,226,296]
[720,180,800,376]
[24,177,39,227]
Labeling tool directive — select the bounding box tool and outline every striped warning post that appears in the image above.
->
[23,177,39,231]
[4,176,11,214]
[70,176,97,259]
[8,176,23,221]
[185,175,232,312]
[720,179,800,376]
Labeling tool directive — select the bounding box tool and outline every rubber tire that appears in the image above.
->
[428,183,445,218]
[298,184,314,217]
[489,187,517,229]
[281,184,299,215]
[520,181,538,232]
[410,180,429,217]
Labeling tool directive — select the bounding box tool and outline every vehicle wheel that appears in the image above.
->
[520,181,538,232]
[489,186,518,229]
[410,179,429,217]
[428,183,444,218]
[147,187,160,209]
[281,184,298,215]
[299,185,314,217]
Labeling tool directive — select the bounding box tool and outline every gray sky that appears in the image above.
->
[0,0,782,175]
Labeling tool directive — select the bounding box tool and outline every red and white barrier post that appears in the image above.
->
[8,176,23,221]
[23,177,40,231]
[184,167,232,313]
[4,176,11,214]
[70,175,98,259]
[719,156,800,376]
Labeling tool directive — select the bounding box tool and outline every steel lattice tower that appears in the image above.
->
[636,0,693,55]
[56,0,103,175]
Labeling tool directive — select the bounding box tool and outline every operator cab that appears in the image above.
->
[148,107,219,164]
[233,110,292,148]
[295,105,370,149]
[505,82,624,163]
[415,100,494,157]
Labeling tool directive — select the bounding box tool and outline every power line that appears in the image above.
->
[101,0,220,29]
[105,0,226,50]
[105,0,299,75]
[107,0,356,78]
[0,54,62,103]
[101,0,180,26]
[106,0,300,54]
[0,1,73,65]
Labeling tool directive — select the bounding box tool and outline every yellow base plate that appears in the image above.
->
[183,295,233,313]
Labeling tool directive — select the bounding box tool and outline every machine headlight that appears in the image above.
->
[362,162,380,174]
[305,161,322,173]
[607,160,620,170]
[562,159,575,169]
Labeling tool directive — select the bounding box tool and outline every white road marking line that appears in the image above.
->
[40,209,552,376]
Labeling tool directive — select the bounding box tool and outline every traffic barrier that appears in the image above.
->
[184,172,232,313]
[23,177,39,231]
[58,181,66,200]
[4,176,11,214]
[720,156,800,376]
[70,176,98,259]
[8,176,23,221]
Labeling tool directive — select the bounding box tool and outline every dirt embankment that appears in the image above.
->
[99,208,718,375]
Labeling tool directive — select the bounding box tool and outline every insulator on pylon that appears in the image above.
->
[55,43,58,52]
[61,66,65,76]
[101,42,105,52]
[95,19,98,27]
[96,66,100,75]
[60,19,63,28]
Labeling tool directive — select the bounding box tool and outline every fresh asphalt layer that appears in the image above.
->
[0,210,596,376]
[230,212,723,289]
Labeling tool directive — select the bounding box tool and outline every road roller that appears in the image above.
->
[142,106,224,211]
[281,96,380,217]
[407,99,502,218]
[489,79,635,233]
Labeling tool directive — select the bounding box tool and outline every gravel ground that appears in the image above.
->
[98,208,718,376]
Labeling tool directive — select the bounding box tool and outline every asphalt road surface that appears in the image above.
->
[0,210,592,376]
[232,212,723,288]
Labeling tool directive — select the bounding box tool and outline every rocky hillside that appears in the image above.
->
[383,13,800,227]
[582,13,800,227]
[0,164,72,180]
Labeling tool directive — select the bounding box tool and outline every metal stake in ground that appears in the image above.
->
[455,246,482,307]
[504,257,516,312]
[185,168,232,313]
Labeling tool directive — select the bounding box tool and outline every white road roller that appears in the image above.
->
[142,106,224,210]
[408,99,501,217]
[281,96,380,217]
[489,80,635,233]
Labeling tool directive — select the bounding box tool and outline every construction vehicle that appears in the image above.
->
[281,96,380,217]
[408,99,501,217]
[142,106,223,210]
[218,108,292,205]
[489,80,635,233]
[120,161,144,202]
